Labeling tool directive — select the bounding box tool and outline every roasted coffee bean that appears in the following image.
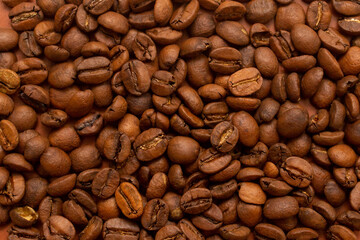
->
[83,0,114,15]
[18,31,42,57]
[43,215,76,240]
[141,198,169,230]
[338,16,360,36]
[79,216,103,240]
[12,57,48,85]
[77,56,112,85]
[44,45,70,62]
[92,168,119,199]
[0,52,17,69]
[209,47,242,74]
[198,148,231,174]
[318,28,350,55]
[318,48,344,80]
[216,21,249,46]
[170,0,199,30]
[254,223,286,240]
[134,128,168,162]
[54,4,77,32]
[337,211,360,230]
[115,182,144,219]
[0,120,18,152]
[210,121,238,153]
[280,157,313,188]
[246,0,277,24]
[275,2,305,31]
[8,226,41,240]
[327,225,357,240]
[180,188,212,214]
[228,68,263,97]
[0,69,20,95]
[76,169,100,190]
[219,224,251,240]
[0,28,19,51]
[102,217,140,239]
[10,206,38,227]
[306,1,331,30]
[9,3,44,31]
[0,173,25,205]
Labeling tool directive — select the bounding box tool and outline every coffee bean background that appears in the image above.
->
[0,0,359,239]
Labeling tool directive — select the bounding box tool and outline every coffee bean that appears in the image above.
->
[228,68,263,97]
[102,217,140,239]
[141,198,169,230]
[219,224,251,240]
[255,223,286,240]
[0,69,20,95]
[115,182,143,219]
[8,226,41,240]
[43,215,76,240]
[180,188,212,214]
[280,157,313,188]
[92,168,119,199]
[79,216,103,240]
[306,1,331,30]
[10,206,38,227]
[9,3,44,31]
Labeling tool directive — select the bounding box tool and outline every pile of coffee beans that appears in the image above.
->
[0,0,360,238]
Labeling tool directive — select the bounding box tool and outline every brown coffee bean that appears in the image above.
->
[263,196,299,220]
[311,79,336,109]
[18,31,42,57]
[170,0,199,30]
[9,3,44,31]
[12,57,48,85]
[255,223,286,240]
[246,0,276,24]
[0,52,17,69]
[232,111,259,147]
[43,215,76,240]
[210,121,238,153]
[0,172,25,206]
[115,182,144,219]
[219,224,251,240]
[198,148,231,174]
[141,198,169,230]
[3,153,33,172]
[180,188,212,215]
[238,182,266,205]
[280,157,313,188]
[10,206,38,228]
[327,225,357,240]
[339,46,360,76]
[215,1,245,21]
[338,16,360,36]
[318,28,350,55]
[0,69,20,95]
[337,211,360,230]
[275,2,305,31]
[318,48,344,80]
[216,21,249,46]
[209,47,242,75]
[83,0,114,15]
[228,67,263,97]
[0,119,18,152]
[291,23,321,55]
[260,177,293,197]
[287,227,319,240]
[146,27,183,45]
[92,168,119,199]
[306,1,331,30]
